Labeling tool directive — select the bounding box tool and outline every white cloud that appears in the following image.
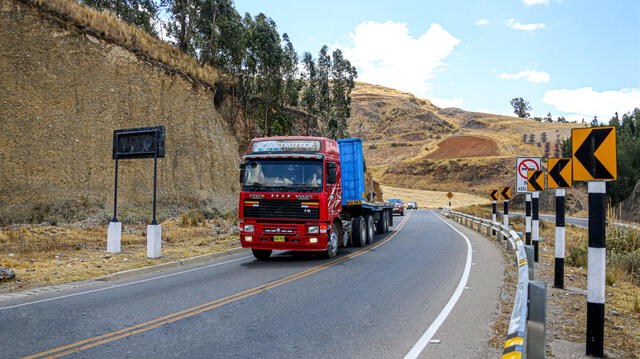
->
[431,97,464,108]
[499,69,550,83]
[522,0,549,5]
[543,87,640,121]
[505,18,546,31]
[338,21,460,97]
[475,18,489,26]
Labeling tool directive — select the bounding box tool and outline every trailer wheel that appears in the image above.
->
[387,209,394,228]
[351,216,366,247]
[375,211,386,234]
[252,249,271,260]
[323,223,339,258]
[364,215,375,244]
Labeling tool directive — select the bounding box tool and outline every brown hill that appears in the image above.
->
[349,82,582,197]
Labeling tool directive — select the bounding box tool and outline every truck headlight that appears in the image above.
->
[244,224,254,232]
[245,236,252,242]
[308,226,319,234]
[309,237,318,243]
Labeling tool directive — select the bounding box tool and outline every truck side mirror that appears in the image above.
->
[327,162,337,184]
[239,162,246,183]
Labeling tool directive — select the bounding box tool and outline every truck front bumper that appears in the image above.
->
[240,233,328,251]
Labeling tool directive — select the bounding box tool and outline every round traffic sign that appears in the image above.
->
[518,159,540,179]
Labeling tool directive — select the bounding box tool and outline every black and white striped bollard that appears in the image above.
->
[586,181,606,357]
[503,200,509,228]
[554,189,565,288]
[532,191,540,262]
[491,200,497,235]
[525,194,532,245]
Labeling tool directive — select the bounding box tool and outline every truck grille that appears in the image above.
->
[244,200,319,220]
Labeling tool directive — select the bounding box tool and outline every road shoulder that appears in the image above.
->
[419,213,504,358]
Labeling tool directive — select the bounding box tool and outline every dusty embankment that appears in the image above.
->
[0,0,243,225]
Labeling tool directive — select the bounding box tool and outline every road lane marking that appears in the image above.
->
[403,211,472,359]
[0,255,254,311]
[23,213,413,359]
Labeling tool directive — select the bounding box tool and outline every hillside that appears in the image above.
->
[0,0,244,225]
[349,82,580,197]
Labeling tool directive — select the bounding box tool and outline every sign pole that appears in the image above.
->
[107,156,121,253]
[503,200,509,228]
[586,181,606,357]
[532,191,540,262]
[554,189,565,289]
[152,154,158,225]
[525,194,532,245]
[491,201,497,235]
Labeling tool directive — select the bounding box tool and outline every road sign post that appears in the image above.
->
[525,194,532,245]
[527,169,545,262]
[516,157,540,246]
[500,187,512,228]
[572,127,617,357]
[446,192,454,211]
[111,126,166,258]
[489,190,499,235]
[548,158,573,289]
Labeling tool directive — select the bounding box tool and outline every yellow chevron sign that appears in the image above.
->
[499,187,512,201]
[572,127,617,181]
[547,158,572,189]
[527,170,545,191]
[489,189,499,201]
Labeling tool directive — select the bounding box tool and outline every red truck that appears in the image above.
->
[238,136,394,260]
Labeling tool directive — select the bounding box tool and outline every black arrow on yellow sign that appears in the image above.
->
[500,186,511,200]
[572,126,617,181]
[489,189,499,201]
[527,170,545,191]
[548,158,572,189]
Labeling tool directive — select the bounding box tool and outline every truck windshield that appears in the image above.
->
[243,159,323,192]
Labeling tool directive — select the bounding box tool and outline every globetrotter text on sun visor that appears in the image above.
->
[251,140,321,153]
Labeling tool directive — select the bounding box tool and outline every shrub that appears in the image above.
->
[567,246,588,268]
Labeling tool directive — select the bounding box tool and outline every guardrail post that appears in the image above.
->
[527,280,547,359]
[525,245,535,280]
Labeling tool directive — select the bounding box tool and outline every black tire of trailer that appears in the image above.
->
[375,210,387,234]
[364,215,375,244]
[252,249,272,260]
[387,209,394,228]
[351,216,366,247]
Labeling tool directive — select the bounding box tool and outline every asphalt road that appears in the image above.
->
[0,210,503,359]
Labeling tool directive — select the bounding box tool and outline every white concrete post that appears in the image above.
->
[147,224,162,258]
[107,221,121,253]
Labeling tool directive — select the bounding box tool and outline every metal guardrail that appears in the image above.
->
[444,210,547,359]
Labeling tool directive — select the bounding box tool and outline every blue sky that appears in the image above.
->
[234,0,640,122]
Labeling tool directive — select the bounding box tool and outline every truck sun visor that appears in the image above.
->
[252,140,321,153]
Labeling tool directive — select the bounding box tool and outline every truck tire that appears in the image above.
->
[375,211,386,234]
[387,209,394,228]
[383,211,390,233]
[252,249,271,260]
[324,223,339,258]
[351,216,366,247]
[364,215,375,244]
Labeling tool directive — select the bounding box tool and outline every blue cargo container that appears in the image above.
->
[337,138,366,205]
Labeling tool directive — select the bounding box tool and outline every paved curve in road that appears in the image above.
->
[1,210,503,359]
[511,212,639,230]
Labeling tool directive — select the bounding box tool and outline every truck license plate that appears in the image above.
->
[273,236,285,242]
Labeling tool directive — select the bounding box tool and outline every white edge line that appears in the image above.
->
[0,255,253,311]
[403,211,473,359]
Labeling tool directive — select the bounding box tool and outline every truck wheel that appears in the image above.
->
[375,211,386,234]
[252,249,272,260]
[324,223,339,258]
[382,211,389,233]
[364,215,375,244]
[351,216,366,247]
[400,210,404,216]
[387,210,394,228]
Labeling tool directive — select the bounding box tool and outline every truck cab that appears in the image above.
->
[238,136,393,260]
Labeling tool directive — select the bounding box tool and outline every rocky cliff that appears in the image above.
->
[0,0,242,224]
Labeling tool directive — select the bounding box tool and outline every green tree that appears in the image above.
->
[510,97,531,118]
[300,52,318,135]
[607,108,640,205]
[330,49,357,139]
[164,0,200,54]
[544,112,553,122]
[79,0,159,34]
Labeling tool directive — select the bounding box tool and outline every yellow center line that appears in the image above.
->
[26,212,413,359]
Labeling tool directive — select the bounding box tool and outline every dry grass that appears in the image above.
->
[381,186,486,209]
[23,0,219,86]
[0,215,239,292]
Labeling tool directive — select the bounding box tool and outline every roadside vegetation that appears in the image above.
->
[458,203,640,357]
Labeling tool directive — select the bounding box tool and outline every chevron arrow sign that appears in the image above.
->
[489,189,499,201]
[527,170,545,191]
[500,186,512,200]
[572,127,617,181]
[548,158,572,189]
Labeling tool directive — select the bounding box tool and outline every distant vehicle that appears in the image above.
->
[406,201,417,210]
[388,198,405,216]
